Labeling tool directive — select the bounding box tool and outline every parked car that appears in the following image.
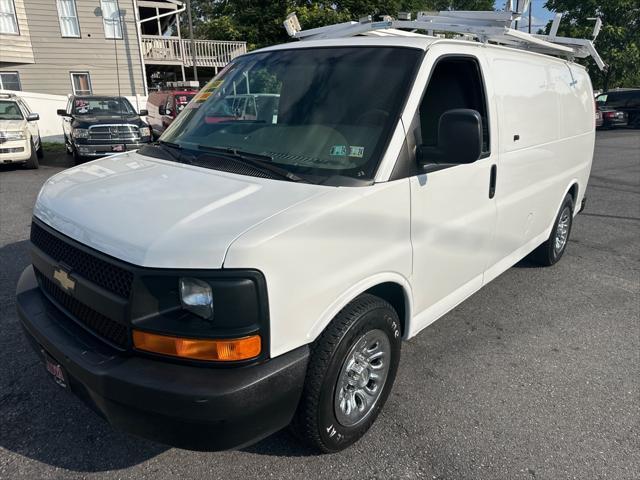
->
[596,88,640,128]
[0,93,42,168]
[598,108,628,129]
[147,84,198,138]
[18,35,595,453]
[596,107,603,128]
[58,96,151,164]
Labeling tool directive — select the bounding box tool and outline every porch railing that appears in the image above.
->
[141,36,247,68]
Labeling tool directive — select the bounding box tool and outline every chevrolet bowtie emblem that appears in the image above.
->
[53,267,75,292]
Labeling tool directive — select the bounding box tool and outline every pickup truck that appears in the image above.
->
[58,96,151,163]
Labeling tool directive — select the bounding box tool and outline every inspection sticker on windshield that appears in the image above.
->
[349,146,365,158]
[330,145,347,156]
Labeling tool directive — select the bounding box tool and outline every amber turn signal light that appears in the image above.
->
[132,330,261,361]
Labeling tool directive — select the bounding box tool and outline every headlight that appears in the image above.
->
[179,277,214,320]
[139,126,151,137]
[72,128,89,139]
[0,130,26,141]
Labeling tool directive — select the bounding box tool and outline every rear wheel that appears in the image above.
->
[291,293,401,453]
[24,140,39,169]
[528,193,574,266]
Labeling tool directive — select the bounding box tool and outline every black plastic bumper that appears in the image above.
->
[16,265,309,451]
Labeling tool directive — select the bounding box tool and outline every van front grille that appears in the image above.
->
[30,222,133,299]
[35,268,130,349]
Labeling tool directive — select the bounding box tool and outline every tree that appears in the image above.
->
[191,0,495,50]
[543,0,640,91]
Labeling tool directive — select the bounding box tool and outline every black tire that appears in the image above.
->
[528,194,574,266]
[291,293,402,453]
[36,137,44,159]
[64,136,73,155]
[24,140,39,169]
[73,150,85,165]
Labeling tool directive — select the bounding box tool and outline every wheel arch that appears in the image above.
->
[306,273,414,344]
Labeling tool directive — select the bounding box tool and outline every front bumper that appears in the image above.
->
[16,265,309,450]
[0,139,30,162]
[74,141,149,157]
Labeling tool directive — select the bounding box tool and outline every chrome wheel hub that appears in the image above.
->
[334,329,391,427]
[554,207,571,254]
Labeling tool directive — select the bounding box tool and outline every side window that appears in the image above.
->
[0,71,21,90]
[627,91,640,108]
[0,0,19,34]
[70,72,92,95]
[418,56,490,155]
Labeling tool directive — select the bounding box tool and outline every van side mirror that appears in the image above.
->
[27,113,40,122]
[418,109,483,167]
[57,109,69,117]
[139,109,148,116]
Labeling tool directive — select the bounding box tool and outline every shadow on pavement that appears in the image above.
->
[0,238,312,469]
[0,239,168,471]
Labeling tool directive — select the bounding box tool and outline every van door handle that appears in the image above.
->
[489,164,497,199]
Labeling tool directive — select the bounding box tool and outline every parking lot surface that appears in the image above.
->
[1,131,638,480]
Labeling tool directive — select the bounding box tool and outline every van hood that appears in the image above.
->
[34,151,327,268]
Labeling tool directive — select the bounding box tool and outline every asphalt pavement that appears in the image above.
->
[0,131,638,479]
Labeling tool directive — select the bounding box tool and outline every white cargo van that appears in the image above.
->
[17,9,602,453]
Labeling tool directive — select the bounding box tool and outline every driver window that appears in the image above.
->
[419,57,490,155]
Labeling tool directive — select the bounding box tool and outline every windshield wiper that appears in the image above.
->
[155,140,192,164]
[195,145,309,183]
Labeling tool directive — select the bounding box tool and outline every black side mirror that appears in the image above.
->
[56,109,69,117]
[158,106,166,115]
[418,109,483,167]
[139,109,148,116]
[27,113,40,122]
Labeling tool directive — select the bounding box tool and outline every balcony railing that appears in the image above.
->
[141,36,247,68]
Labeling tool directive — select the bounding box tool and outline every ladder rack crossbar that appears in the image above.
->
[283,11,606,71]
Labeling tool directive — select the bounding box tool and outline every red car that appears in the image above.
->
[147,83,199,137]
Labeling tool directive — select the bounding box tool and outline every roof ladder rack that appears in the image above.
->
[283,6,606,70]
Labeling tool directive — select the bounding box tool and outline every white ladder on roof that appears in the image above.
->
[283,3,605,71]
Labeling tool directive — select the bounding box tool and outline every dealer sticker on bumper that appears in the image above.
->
[44,352,67,388]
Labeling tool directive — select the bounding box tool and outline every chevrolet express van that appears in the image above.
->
[16,34,594,452]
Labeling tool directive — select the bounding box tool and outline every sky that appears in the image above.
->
[494,0,556,32]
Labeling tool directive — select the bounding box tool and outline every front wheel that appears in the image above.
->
[528,193,574,266]
[24,140,39,169]
[291,293,402,453]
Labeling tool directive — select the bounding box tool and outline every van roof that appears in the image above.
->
[254,35,586,69]
[257,35,437,53]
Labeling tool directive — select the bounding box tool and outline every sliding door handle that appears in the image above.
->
[489,164,497,199]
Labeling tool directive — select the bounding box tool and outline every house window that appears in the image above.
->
[0,72,21,90]
[0,0,19,34]
[101,0,122,39]
[70,72,92,95]
[56,0,80,37]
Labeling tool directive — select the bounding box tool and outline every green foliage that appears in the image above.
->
[191,0,495,50]
[543,0,640,90]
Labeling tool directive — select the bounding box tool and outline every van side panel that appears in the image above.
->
[224,180,413,358]
[484,51,594,282]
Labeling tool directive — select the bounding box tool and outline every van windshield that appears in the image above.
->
[158,47,422,181]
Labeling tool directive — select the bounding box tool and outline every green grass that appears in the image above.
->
[42,142,67,154]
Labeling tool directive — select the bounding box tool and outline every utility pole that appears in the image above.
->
[528,1,532,33]
[186,0,198,83]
